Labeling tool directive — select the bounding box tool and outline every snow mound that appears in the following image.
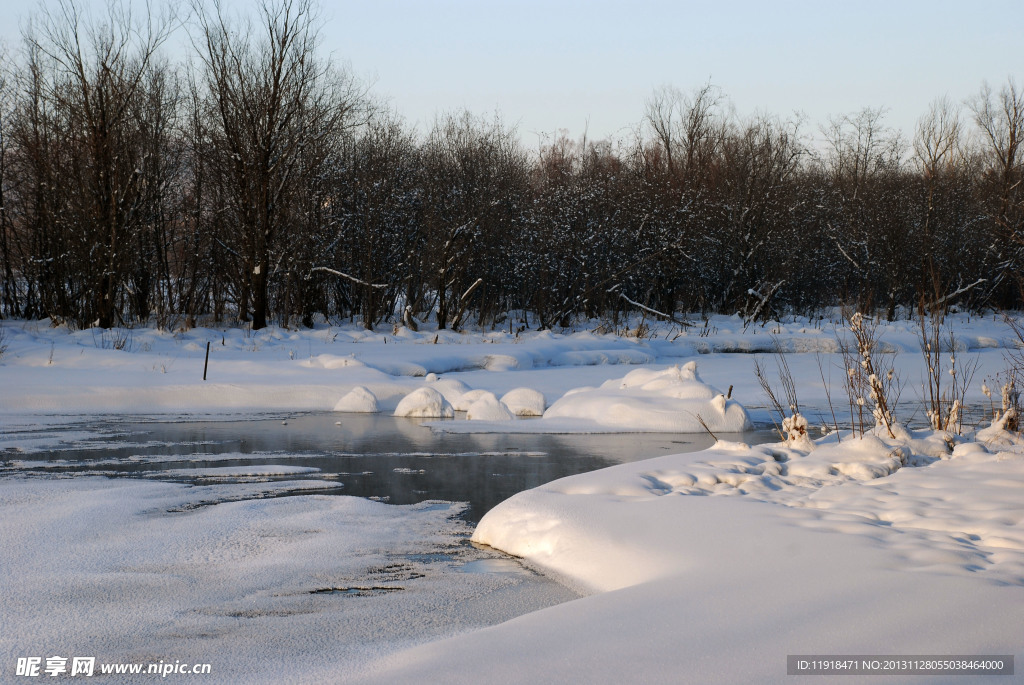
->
[303,354,366,370]
[453,389,492,412]
[465,392,516,421]
[333,386,380,413]
[500,388,547,417]
[976,411,1024,449]
[786,433,909,480]
[484,354,520,371]
[426,377,472,405]
[543,362,751,432]
[393,387,455,418]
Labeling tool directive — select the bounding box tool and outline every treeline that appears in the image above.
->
[0,0,1021,331]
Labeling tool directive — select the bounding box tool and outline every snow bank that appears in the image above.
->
[0,314,1015,423]
[543,362,751,432]
[393,387,455,418]
[360,427,1024,684]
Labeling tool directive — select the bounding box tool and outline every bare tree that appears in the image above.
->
[817,108,908,314]
[714,114,805,317]
[0,45,16,317]
[17,0,174,327]
[913,97,964,304]
[821,107,903,193]
[971,79,1023,225]
[914,96,964,180]
[192,0,363,329]
[420,110,527,329]
[969,79,1024,299]
[323,113,421,329]
[644,81,725,181]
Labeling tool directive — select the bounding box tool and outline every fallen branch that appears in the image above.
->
[614,290,690,327]
[459,277,484,303]
[743,280,783,327]
[826,223,861,270]
[310,267,388,289]
[449,278,485,330]
[932,278,987,309]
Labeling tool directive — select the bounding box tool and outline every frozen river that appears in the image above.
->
[0,413,775,682]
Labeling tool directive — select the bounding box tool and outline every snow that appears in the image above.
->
[393,387,455,418]
[3,313,1024,682]
[0,313,1013,427]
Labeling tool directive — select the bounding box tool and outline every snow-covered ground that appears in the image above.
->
[2,313,1023,682]
[1,312,1015,425]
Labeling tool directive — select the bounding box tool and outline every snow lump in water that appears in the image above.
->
[543,361,751,432]
[333,386,380,413]
[393,386,455,418]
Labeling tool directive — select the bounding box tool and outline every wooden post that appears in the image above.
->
[203,341,210,381]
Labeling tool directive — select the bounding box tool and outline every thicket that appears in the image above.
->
[0,0,1021,331]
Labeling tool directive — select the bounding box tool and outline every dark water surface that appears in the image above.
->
[6,413,777,521]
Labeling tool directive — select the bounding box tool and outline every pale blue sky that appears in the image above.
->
[2,0,1022,145]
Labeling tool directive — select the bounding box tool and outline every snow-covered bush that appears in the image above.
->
[781,412,812,449]
[994,316,1024,432]
[919,306,976,434]
[840,311,899,439]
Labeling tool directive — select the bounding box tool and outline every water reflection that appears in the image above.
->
[7,413,777,522]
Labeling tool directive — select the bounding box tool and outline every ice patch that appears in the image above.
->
[160,465,322,478]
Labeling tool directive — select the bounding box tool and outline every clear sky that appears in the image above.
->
[2,0,1022,146]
